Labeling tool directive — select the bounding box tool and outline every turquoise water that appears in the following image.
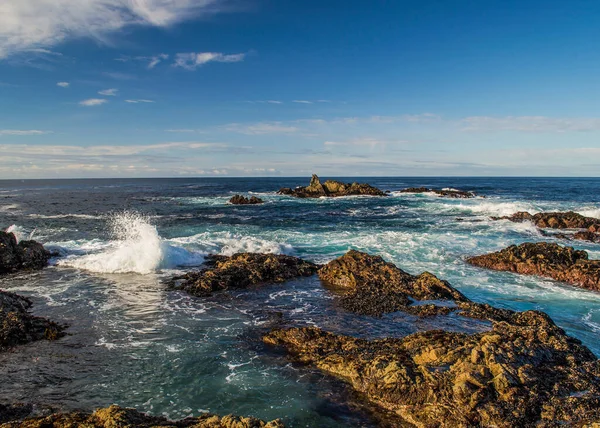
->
[0,177,599,426]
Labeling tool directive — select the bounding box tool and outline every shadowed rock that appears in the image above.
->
[467,242,600,292]
[0,404,284,427]
[169,253,319,297]
[229,195,264,205]
[0,232,50,274]
[278,175,386,198]
[400,187,477,198]
[0,290,65,352]
[264,310,600,427]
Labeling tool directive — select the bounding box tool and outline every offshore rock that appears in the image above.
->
[229,195,264,205]
[0,404,285,427]
[170,253,319,297]
[278,174,386,198]
[467,242,600,292]
[0,232,50,274]
[264,310,600,427]
[318,250,469,316]
[0,290,65,351]
[400,187,477,198]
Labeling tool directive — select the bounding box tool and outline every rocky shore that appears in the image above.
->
[467,242,600,292]
[0,404,284,427]
[229,195,264,205]
[400,187,477,198]
[0,232,50,274]
[278,175,387,198]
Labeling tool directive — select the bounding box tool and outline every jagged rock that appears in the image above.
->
[0,404,285,427]
[0,232,50,274]
[0,290,65,351]
[229,195,264,205]
[264,310,600,427]
[400,187,477,198]
[318,250,469,316]
[493,211,600,229]
[169,253,319,297]
[278,175,386,198]
[467,242,600,292]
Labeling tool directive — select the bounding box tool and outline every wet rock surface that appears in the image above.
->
[399,187,477,198]
[0,290,65,352]
[467,242,600,292]
[0,233,50,274]
[169,253,319,297]
[278,175,386,198]
[0,404,285,427]
[264,310,600,427]
[229,195,264,205]
[318,250,469,316]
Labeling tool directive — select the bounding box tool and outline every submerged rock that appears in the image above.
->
[0,404,285,427]
[229,195,264,205]
[0,232,50,274]
[264,310,600,427]
[400,187,477,198]
[278,174,386,198]
[318,250,469,316]
[467,242,600,292]
[169,253,319,297]
[0,290,65,351]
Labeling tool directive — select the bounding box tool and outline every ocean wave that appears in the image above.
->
[169,231,294,256]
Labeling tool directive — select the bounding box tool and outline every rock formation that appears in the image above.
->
[169,253,319,297]
[264,310,600,427]
[0,404,284,427]
[400,187,477,198]
[278,175,386,198]
[229,195,264,205]
[0,232,50,274]
[467,242,600,291]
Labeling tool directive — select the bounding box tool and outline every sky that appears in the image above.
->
[1,0,600,178]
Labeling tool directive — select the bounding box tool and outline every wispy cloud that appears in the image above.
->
[0,130,52,136]
[0,1,228,60]
[293,100,313,104]
[79,98,108,107]
[223,122,300,135]
[104,72,136,80]
[460,116,600,132]
[173,52,246,70]
[125,99,155,104]
[116,53,169,69]
[98,88,118,96]
[56,81,69,88]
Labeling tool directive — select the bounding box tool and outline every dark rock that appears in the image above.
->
[0,232,50,274]
[0,404,284,427]
[277,175,386,198]
[318,250,469,316]
[494,211,600,229]
[467,242,600,292]
[264,310,600,427]
[169,253,319,297]
[0,404,33,425]
[400,187,477,198]
[573,231,600,243]
[0,290,66,352]
[229,195,264,205]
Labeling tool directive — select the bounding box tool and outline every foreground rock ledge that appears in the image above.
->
[399,187,477,198]
[0,290,65,351]
[170,253,319,297]
[0,232,50,274]
[264,310,600,427]
[467,242,600,292]
[0,404,284,427]
[229,195,264,205]
[278,174,386,198]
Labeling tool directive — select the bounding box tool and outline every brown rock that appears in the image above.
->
[169,253,319,297]
[229,195,264,205]
[495,211,600,230]
[467,242,600,292]
[277,175,386,198]
[400,187,477,198]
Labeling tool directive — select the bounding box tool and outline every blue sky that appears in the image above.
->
[1,0,600,178]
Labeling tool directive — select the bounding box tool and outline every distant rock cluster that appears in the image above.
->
[278,174,387,198]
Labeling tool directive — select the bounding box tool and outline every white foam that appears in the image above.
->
[58,212,205,274]
[577,208,600,219]
[170,231,294,256]
[5,225,33,242]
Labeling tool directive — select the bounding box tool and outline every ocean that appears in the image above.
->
[1,176,599,427]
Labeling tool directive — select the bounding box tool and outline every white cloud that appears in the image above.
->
[147,53,169,68]
[125,99,155,103]
[0,0,226,59]
[98,88,118,96]
[0,130,52,136]
[460,116,600,132]
[293,100,313,104]
[56,81,69,88]
[79,98,108,107]
[223,122,299,135]
[173,52,246,70]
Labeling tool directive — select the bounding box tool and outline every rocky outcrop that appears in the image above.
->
[169,253,319,297]
[400,187,477,198]
[0,404,284,427]
[0,232,50,274]
[264,310,600,427]
[318,250,469,316]
[229,195,264,205]
[278,175,386,198]
[0,290,65,351]
[467,242,600,292]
